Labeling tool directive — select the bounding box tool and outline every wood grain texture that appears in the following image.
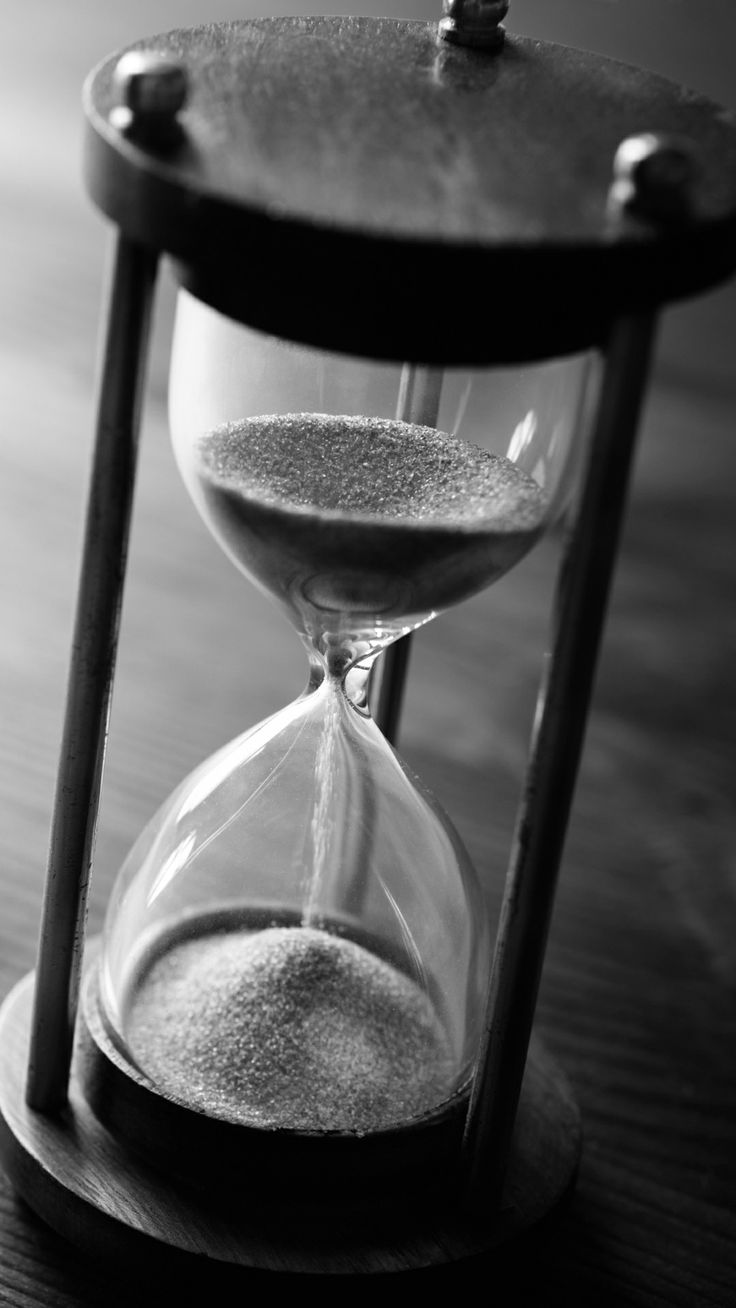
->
[1,2,736,1304]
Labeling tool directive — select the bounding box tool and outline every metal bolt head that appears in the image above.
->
[115,51,187,117]
[610,133,695,224]
[439,0,509,51]
[110,51,187,150]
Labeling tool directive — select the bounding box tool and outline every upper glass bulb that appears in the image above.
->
[169,291,593,667]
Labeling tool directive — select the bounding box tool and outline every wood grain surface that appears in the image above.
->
[1,2,735,1304]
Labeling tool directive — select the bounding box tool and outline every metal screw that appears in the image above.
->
[110,51,187,151]
[609,133,695,224]
[438,0,509,51]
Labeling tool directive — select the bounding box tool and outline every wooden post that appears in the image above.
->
[25,235,159,1112]
[462,313,659,1208]
[374,364,443,744]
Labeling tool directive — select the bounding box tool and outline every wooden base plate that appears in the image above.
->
[0,969,581,1278]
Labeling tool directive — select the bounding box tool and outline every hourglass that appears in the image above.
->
[98,310,586,1153]
[1,7,736,1281]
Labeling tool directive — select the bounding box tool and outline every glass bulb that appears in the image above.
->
[97,290,595,1141]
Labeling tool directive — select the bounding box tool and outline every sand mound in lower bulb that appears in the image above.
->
[125,926,456,1134]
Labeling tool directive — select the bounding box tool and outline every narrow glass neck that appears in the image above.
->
[304,643,376,711]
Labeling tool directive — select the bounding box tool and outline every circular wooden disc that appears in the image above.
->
[0,969,581,1278]
[83,18,736,363]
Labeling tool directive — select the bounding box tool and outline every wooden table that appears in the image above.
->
[1,3,735,1303]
